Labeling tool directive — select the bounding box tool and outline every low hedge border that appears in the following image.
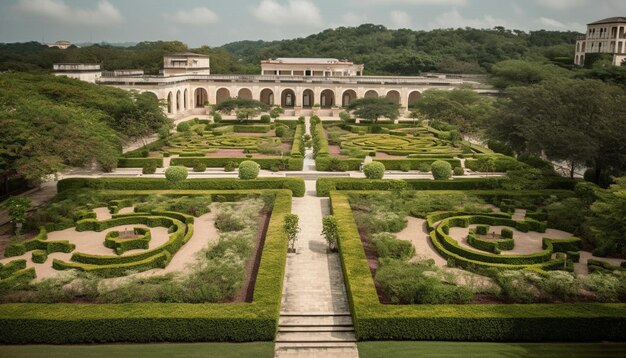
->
[316,178,509,196]
[587,259,626,273]
[170,157,304,171]
[58,177,305,197]
[329,191,626,342]
[0,189,292,343]
[104,228,151,255]
[466,229,514,254]
[0,267,36,291]
[117,158,164,169]
[290,124,305,158]
[4,228,75,257]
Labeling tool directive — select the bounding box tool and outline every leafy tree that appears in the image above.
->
[1,196,31,234]
[415,88,493,134]
[269,106,284,121]
[214,98,270,123]
[487,79,626,181]
[283,214,300,253]
[347,97,399,124]
[490,60,571,89]
[586,177,626,257]
[321,216,339,252]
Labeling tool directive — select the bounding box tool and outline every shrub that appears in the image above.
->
[399,162,411,172]
[176,122,191,132]
[431,160,452,180]
[453,167,464,176]
[238,161,260,180]
[31,250,48,264]
[283,214,300,253]
[363,162,385,180]
[501,228,514,239]
[224,161,237,172]
[142,162,157,174]
[192,161,207,173]
[260,114,271,123]
[371,233,415,261]
[165,166,188,182]
[275,126,286,137]
[212,112,222,123]
[476,225,489,235]
[322,216,339,251]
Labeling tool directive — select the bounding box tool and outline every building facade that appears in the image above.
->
[260,58,364,77]
[53,63,102,83]
[575,17,626,66]
[163,53,210,77]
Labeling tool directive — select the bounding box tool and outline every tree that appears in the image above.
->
[431,160,452,180]
[408,110,421,127]
[586,177,626,257]
[1,196,31,235]
[487,79,626,181]
[347,97,400,124]
[321,216,339,252]
[490,60,571,90]
[283,214,300,253]
[270,106,284,121]
[214,98,270,123]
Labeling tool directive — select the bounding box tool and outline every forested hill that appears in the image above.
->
[0,25,580,75]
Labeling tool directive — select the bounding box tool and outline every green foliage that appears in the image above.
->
[322,216,339,251]
[453,167,464,176]
[135,195,212,217]
[118,158,163,169]
[363,162,385,180]
[142,161,157,174]
[238,160,260,180]
[431,160,452,180]
[31,250,48,263]
[165,166,188,182]
[1,196,32,225]
[57,177,305,197]
[283,214,300,252]
[176,122,191,132]
[347,97,400,123]
[416,89,494,133]
[214,98,270,117]
[490,60,571,89]
[192,161,207,172]
[376,259,473,304]
[275,126,286,137]
[586,178,626,257]
[260,114,271,123]
[371,233,415,261]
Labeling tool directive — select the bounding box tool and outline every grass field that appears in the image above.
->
[357,341,626,358]
[0,342,274,358]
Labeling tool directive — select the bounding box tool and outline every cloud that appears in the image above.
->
[368,0,467,5]
[340,12,368,27]
[389,11,412,29]
[539,17,585,32]
[166,7,218,26]
[536,0,588,10]
[512,4,524,17]
[15,0,122,26]
[428,9,505,30]
[252,0,322,27]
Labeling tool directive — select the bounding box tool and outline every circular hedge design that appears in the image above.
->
[340,134,458,156]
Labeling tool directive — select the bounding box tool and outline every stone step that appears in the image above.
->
[275,331,357,343]
[274,343,359,357]
[279,326,354,333]
[279,315,353,326]
[280,311,351,316]
[275,342,358,349]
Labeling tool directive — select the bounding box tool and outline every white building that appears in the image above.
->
[575,17,626,66]
[163,53,210,77]
[52,63,102,83]
[260,58,364,77]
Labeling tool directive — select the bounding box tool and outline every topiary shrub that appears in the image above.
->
[501,228,514,239]
[260,114,271,123]
[399,162,411,172]
[476,225,489,235]
[165,166,188,182]
[364,162,385,180]
[142,162,157,175]
[431,160,452,180]
[176,122,191,132]
[31,250,48,264]
[192,161,207,173]
[453,167,464,176]
[275,126,286,138]
[238,160,260,180]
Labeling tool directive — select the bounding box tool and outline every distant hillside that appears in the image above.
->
[0,25,580,75]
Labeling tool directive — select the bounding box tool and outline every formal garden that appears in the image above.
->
[0,174,306,343]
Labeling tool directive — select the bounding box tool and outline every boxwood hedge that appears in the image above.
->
[0,189,292,343]
[170,157,304,171]
[57,177,305,197]
[329,191,626,342]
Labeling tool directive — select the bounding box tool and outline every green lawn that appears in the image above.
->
[357,341,626,358]
[0,342,274,358]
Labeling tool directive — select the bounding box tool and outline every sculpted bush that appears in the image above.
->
[238,160,260,180]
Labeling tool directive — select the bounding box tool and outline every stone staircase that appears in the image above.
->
[275,312,357,357]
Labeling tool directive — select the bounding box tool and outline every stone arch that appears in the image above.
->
[342,89,357,107]
[238,88,253,100]
[320,89,335,108]
[216,88,230,104]
[167,92,173,114]
[176,90,181,111]
[260,88,274,105]
[364,90,378,98]
[194,88,208,108]
[183,89,188,110]
[386,90,400,105]
[281,89,296,108]
[580,54,585,66]
[408,91,421,109]
[302,89,314,108]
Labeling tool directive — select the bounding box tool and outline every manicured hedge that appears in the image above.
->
[5,228,75,257]
[170,157,303,171]
[53,252,170,277]
[588,259,626,273]
[117,158,164,168]
[31,250,48,264]
[104,228,151,255]
[542,237,582,253]
[233,125,271,133]
[329,191,626,342]
[57,178,305,197]
[0,266,36,291]
[0,259,27,279]
[316,177,506,197]
[290,124,305,158]
[0,189,292,343]
[374,158,461,171]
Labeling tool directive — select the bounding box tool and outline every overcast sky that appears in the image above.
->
[1,0,625,47]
